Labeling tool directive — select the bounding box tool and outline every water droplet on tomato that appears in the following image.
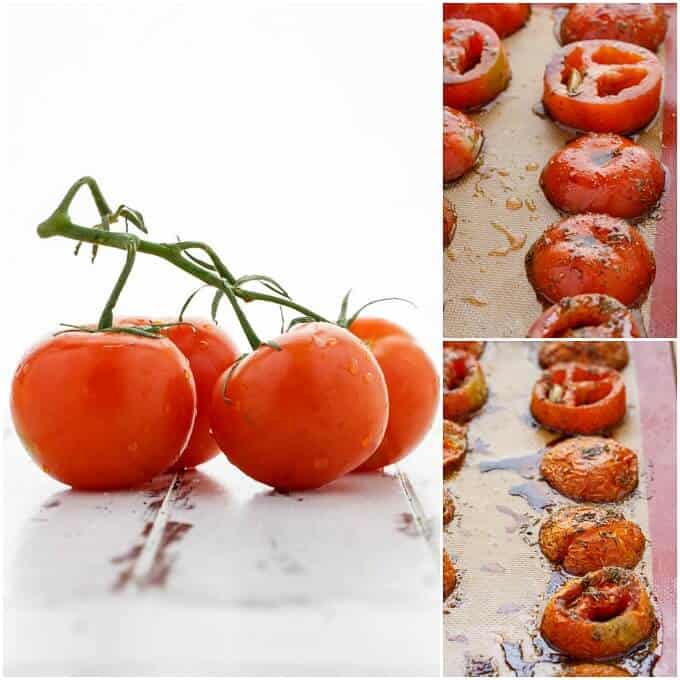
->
[363,372,374,383]
[348,358,359,375]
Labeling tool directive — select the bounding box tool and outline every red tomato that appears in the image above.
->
[348,317,411,346]
[444,19,511,111]
[119,318,240,470]
[444,106,484,183]
[443,196,457,249]
[210,322,389,490]
[540,134,665,219]
[350,319,438,471]
[525,214,656,307]
[561,4,667,52]
[543,40,662,134]
[443,3,530,38]
[11,331,196,490]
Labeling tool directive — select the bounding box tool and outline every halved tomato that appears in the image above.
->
[540,133,665,219]
[443,196,457,249]
[444,3,530,38]
[444,19,511,111]
[525,213,656,307]
[543,40,662,134]
[443,349,487,421]
[444,106,484,183]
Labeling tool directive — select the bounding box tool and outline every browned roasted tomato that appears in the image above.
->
[562,664,631,677]
[560,4,668,52]
[540,436,638,502]
[541,567,655,660]
[531,363,626,435]
[525,214,656,308]
[443,3,530,38]
[538,341,629,371]
[539,505,645,575]
[527,294,642,338]
[443,341,485,358]
[444,419,468,473]
[540,134,665,219]
[443,196,457,249]
[443,349,488,421]
[444,107,484,183]
[443,488,455,526]
[443,549,457,600]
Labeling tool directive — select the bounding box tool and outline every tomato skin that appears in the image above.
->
[209,322,389,490]
[443,196,457,249]
[541,134,665,219]
[543,40,662,134]
[350,335,439,472]
[119,318,240,470]
[443,3,530,38]
[348,317,411,346]
[444,107,484,183]
[525,213,656,307]
[11,331,196,490]
[561,4,667,52]
[444,19,511,111]
[443,349,487,421]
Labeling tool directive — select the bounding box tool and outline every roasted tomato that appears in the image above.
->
[525,214,656,307]
[118,317,240,471]
[443,349,488,421]
[444,419,468,473]
[562,664,631,677]
[538,341,629,371]
[444,19,511,111]
[349,323,439,472]
[531,363,626,435]
[527,294,641,338]
[443,3,530,38]
[210,323,389,490]
[443,341,485,358]
[444,488,455,526]
[444,107,484,183]
[444,196,457,249]
[443,549,457,600]
[540,436,638,502]
[540,134,665,219]
[560,4,668,52]
[11,331,196,490]
[539,505,645,575]
[541,567,655,660]
[543,40,662,134]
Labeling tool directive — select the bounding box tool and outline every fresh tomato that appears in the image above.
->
[209,322,389,490]
[530,362,626,434]
[443,348,487,421]
[119,317,239,470]
[540,134,665,219]
[560,4,668,52]
[527,294,642,338]
[444,19,511,111]
[541,568,654,660]
[443,196,457,249]
[443,341,484,358]
[538,341,629,371]
[443,3,530,38]
[349,319,438,472]
[543,40,662,134]
[444,106,484,183]
[11,331,196,490]
[525,213,656,307]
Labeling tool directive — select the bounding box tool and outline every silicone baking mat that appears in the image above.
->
[443,5,677,338]
[443,341,676,676]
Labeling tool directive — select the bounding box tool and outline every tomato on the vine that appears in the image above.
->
[350,318,438,471]
[11,331,197,490]
[210,322,389,490]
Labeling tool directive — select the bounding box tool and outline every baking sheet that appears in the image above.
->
[443,341,676,676]
[443,5,671,338]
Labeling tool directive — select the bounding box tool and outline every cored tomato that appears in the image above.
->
[444,3,530,38]
[561,4,667,52]
[540,133,665,219]
[543,40,662,134]
[11,331,196,490]
[444,19,511,111]
[210,322,389,490]
[443,341,484,358]
[443,348,487,421]
[525,214,656,307]
[444,106,484,183]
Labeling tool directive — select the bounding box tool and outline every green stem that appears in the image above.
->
[98,236,138,330]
